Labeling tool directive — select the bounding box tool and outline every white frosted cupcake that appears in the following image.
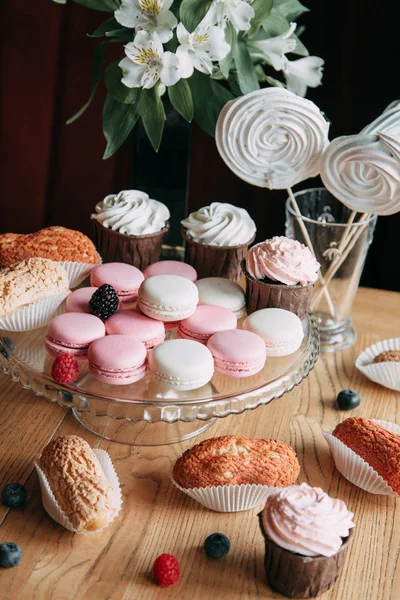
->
[92,189,170,270]
[181,202,256,282]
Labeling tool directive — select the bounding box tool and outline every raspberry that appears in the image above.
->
[89,284,119,320]
[152,554,180,587]
[51,354,79,384]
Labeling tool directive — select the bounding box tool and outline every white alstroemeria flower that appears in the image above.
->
[248,22,297,71]
[282,56,324,97]
[119,31,180,89]
[176,22,230,78]
[115,0,177,43]
[205,0,255,32]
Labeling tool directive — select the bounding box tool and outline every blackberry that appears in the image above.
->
[204,533,230,559]
[89,284,119,320]
[1,483,27,508]
[0,542,22,568]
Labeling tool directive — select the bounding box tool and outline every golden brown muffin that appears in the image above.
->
[173,435,300,489]
[39,435,119,532]
[373,350,400,364]
[333,417,400,494]
[0,226,98,266]
[0,258,69,318]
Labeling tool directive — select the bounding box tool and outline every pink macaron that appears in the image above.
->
[90,263,144,304]
[177,305,237,344]
[105,309,165,349]
[143,260,197,282]
[65,287,98,314]
[207,330,267,378]
[45,313,106,359]
[88,335,147,385]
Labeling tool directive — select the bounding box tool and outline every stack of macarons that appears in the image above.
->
[45,260,305,390]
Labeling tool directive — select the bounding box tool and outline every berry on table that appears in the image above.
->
[204,533,230,559]
[153,553,180,587]
[51,354,80,384]
[1,483,27,508]
[89,284,119,320]
[336,389,361,410]
[0,542,22,568]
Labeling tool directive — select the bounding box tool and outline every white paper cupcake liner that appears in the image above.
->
[172,478,274,512]
[356,338,400,391]
[60,253,102,289]
[0,292,69,332]
[35,448,122,534]
[323,419,400,497]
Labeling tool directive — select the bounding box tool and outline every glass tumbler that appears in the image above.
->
[285,188,377,352]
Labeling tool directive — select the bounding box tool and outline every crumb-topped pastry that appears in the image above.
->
[38,435,119,532]
[0,258,69,318]
[0,226,98,266]
[173,436,300,489]
[332,417,400,494]
[373,350,400,363]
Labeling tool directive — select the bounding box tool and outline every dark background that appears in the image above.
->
[1,1,399,289]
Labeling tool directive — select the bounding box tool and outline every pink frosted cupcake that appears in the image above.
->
[258,483,355,598]
[243,236,320,319]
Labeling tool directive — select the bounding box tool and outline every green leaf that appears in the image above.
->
[261,9,309,56]
[219,23,236,79]
[180,0,212,32]
[88,17,119,37]
[102,93,140,159]
[67,42,108,125]
[105,59,140,104]
[72,0,120,11]
[233,40,260,95]
[168,80,194,122]
[53,0,67,4]
[138,87,166,152]
[189,71,234,137]
[247,0,273,38]
[273,0,309,21]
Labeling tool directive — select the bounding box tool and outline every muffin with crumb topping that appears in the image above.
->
[173,435,300,489]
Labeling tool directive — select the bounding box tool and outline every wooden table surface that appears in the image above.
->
[1,286,400,600]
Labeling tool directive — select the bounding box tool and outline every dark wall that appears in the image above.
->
[1,0,399,290]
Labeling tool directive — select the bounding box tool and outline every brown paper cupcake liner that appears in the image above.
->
[242,261,313,319]
[258,513,354,598]
[182,228,255,282]
[92,219,170,270]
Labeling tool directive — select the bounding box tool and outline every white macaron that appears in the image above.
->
[195,277,246,318]
[137,275,199,322]
[148,339,214,390]
[243,308,303,357]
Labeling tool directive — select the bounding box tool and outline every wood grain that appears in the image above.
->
[0,287,399,600]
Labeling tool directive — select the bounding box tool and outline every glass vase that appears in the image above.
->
[285,188,377,352]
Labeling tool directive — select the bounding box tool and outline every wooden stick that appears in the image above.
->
[311,213,372,311]
[287,188,336,317]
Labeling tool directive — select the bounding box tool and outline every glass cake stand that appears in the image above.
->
[0,314,319,446]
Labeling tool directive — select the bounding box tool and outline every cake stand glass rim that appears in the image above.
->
[0,314,319,423]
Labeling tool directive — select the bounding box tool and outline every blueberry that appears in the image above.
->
[336,389,360,410]
[1,483,27,508]
[204,533,230,559]
[0,543,22,568]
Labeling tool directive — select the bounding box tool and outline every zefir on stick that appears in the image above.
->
[313,101,400,310]
[216,87,335,316]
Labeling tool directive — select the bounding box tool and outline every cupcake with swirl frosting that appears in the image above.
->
[258,483,355,598]
[243,236,320,319]
[181,202,256,281]
[91,190,170,270]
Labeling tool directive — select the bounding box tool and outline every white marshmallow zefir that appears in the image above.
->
[320,132,400,216]
[216,88,330,190]
[361,100,400,137]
